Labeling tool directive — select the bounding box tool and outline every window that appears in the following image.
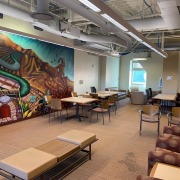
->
[131,61,146,84]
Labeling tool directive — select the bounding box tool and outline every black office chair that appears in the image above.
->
[149,88,153,98]
[90,86,96,93]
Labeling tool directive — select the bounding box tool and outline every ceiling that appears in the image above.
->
[0,0,180,56]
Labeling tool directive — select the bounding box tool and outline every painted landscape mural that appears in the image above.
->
[0,32,74,125]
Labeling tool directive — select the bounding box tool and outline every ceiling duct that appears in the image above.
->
[0,1,130,53]
[128,0,180,31]
[79,33,127,47]
[53,0,132,52]
[157,0,180,29]
[31,0,53,20]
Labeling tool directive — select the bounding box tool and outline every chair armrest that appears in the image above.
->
[167,112,172,118]
[163,125,180,136]
[156,134,180,153]
[148,150,180,175]
[139,110,143,116]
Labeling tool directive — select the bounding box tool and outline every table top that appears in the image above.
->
[153,93,176,101]
[150,162,180,180]
[82,93,112,98]
[98,91,118,95]
[61,97,97,104]
[36,139,80,162]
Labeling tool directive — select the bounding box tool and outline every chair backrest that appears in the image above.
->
[145,89,150,100]
[148,88,152,98]
[90,87,96,93]
[51,98,62,110]
[102,100,109,109]
[90,93,98,99]
[44,95,52,104]
[172,107,180,118]
[142,105,159,116]
[108,95,116,103]
[71,92,78,97]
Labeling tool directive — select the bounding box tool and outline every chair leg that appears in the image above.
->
[66,108,68,118]
[90,111,93,122]
[140,120,142,135]
[157,121,160,136]
[102,112,104,125]
[108,109,110,122]
[49,108,51,122]
[60,110,62,124]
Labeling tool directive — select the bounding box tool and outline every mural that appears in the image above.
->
[0,32,74,125]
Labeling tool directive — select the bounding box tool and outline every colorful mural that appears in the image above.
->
[0,32,74,125]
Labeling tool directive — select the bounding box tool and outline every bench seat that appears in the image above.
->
[57,129,96,148]
[0,148,57,180]
[0,130,97,180]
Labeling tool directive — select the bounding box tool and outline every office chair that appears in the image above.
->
[90,87,96,93]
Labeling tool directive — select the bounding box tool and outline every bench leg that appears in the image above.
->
[89,144,92,160]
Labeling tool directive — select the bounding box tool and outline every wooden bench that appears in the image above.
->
[0,130,97,180]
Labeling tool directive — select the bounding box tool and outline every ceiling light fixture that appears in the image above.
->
[79,0,101,12]
[127,32,142,42]
[101,14,128,32]
[133,58,147,61]
[88,0,167,58]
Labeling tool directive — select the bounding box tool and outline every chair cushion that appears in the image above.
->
[156,134,180,153]
[57,130,96,148]
[0,148,57,180]
[92,107,108,113]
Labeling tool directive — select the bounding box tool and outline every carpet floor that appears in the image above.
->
[0,98,168,180]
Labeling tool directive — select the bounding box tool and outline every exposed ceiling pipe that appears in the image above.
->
[31,0,53,20]
[53,0,132,51]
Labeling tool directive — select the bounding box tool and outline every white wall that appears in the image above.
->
[119,52,163,92]
[105,56,120,88]
[140,53,163,91]
[162,51,179,94]
[74,50,99,94]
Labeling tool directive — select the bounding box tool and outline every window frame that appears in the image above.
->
[131,61,147,85]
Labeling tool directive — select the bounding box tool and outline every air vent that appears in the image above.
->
[34,26,43,31]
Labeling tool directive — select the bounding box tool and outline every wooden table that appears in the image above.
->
[82,92,112,98]
[98,91,118,95]
[150,162,180,180]
[153,94,176,113]
[153,94,176,101]
[61,97,97,121]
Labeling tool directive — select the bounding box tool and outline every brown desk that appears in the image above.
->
[150,162,180,180]
[61,97,97,121]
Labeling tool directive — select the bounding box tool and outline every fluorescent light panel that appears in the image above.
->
[101,14,128,32]
[79,0,101,12]
[133,58,147,61]
[127,32,142,42]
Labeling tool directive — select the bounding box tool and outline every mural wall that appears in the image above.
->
[0,32,74,125]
